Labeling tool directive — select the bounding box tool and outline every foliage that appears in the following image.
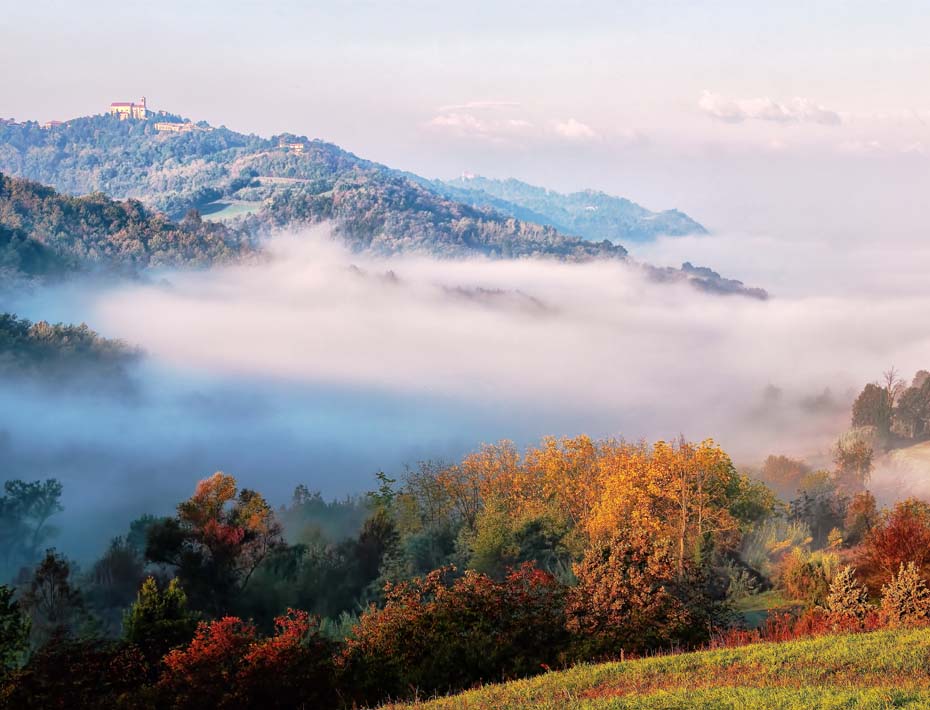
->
[824,566,871,621]
[566,529,725,657]
[788,471,848,548]
[144,472,286,615]
[342,564,570,704]
[0,586,28,676]
[778,547,840,607]
[880,562,930,627]
[1,635,149,710]
[844,491,879,546]
[122,577,198,664]
[857,498,930,591]
[0,171,250,275]
[157,610,337,709]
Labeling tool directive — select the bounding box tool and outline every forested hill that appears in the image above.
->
[434,175,708,243]
[0,116,627,262]
[0,172,248,275]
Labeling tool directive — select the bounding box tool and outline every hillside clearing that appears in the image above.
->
[387,628,930,709]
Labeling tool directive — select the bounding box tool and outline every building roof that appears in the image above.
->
[110,102,135,107]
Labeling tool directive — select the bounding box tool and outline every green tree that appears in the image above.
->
[122,576,198,664]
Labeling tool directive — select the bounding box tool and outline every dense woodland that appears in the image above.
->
[2,369,930,707]
[0,172,251,277]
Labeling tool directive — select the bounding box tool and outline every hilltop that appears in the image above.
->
[387,628,930,709]
[435,175,707,243]
[0,111,766,297]
[0,116,625,262]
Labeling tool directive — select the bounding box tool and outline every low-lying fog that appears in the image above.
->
[4,226,930,560]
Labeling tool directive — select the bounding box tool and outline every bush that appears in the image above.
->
[341,563,570,705]
[779,547,839,606]
[566,529,725,658]
[880,562,930,627]
[824,565,871,621]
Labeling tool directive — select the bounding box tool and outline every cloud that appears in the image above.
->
[699,90,842,125]
[550,118,599,141]
[86,227,930,466]
[437,100,521,112]
[426,112,535,142]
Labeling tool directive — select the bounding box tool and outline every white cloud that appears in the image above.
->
[437,100,521,112]
[426,111,535,142]
[551,117,599,141]
[91,227,930,468]
[699,90,842,125]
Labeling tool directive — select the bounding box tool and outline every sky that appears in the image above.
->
[3,1,930,235]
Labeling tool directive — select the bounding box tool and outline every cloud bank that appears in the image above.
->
[699,90,842,125]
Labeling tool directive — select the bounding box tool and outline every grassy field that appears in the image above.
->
[387,628,930,709]
[200,199,263,221]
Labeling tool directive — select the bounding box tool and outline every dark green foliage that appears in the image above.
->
[84,538,147,634]
[0,172,250,274]
[122,577,198,665]
[0,314,138,386]
[0,586,29,676]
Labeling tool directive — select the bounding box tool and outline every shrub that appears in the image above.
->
[156,610,336,709]
[566,529,724,658]
[2,635,148,709]
[824,565,871,621]
[341,563,570,705]
[858,499,930,591]
[122,577,199,665]
[779,547,839,606]
[880,561,930,627]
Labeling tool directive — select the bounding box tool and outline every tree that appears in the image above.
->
[122,576,199,665]
[158,610,337,709]
[851,383,893,436]
[0,479,63,576]
[844,491,879,546]
[145,473,285,615]
[566,528,722,657]
[342,564,569,705]
[832,434,873,490]
[760,455,811,497]
[858,499,930,590]
[18,549,85,647]
[0,585,29,676]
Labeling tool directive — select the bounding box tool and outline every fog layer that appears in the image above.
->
[4,227,930,558]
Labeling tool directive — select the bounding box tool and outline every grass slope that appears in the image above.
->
[389,628,930,709]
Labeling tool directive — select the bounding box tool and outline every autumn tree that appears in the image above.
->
[844,491,879,546]
[858,499,930,590]
[760,454,811,497]
[145,472,285,615]
[342,564,569,704]
[566,528,723,657]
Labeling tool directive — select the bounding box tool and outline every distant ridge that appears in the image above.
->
[433,175,707,243]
